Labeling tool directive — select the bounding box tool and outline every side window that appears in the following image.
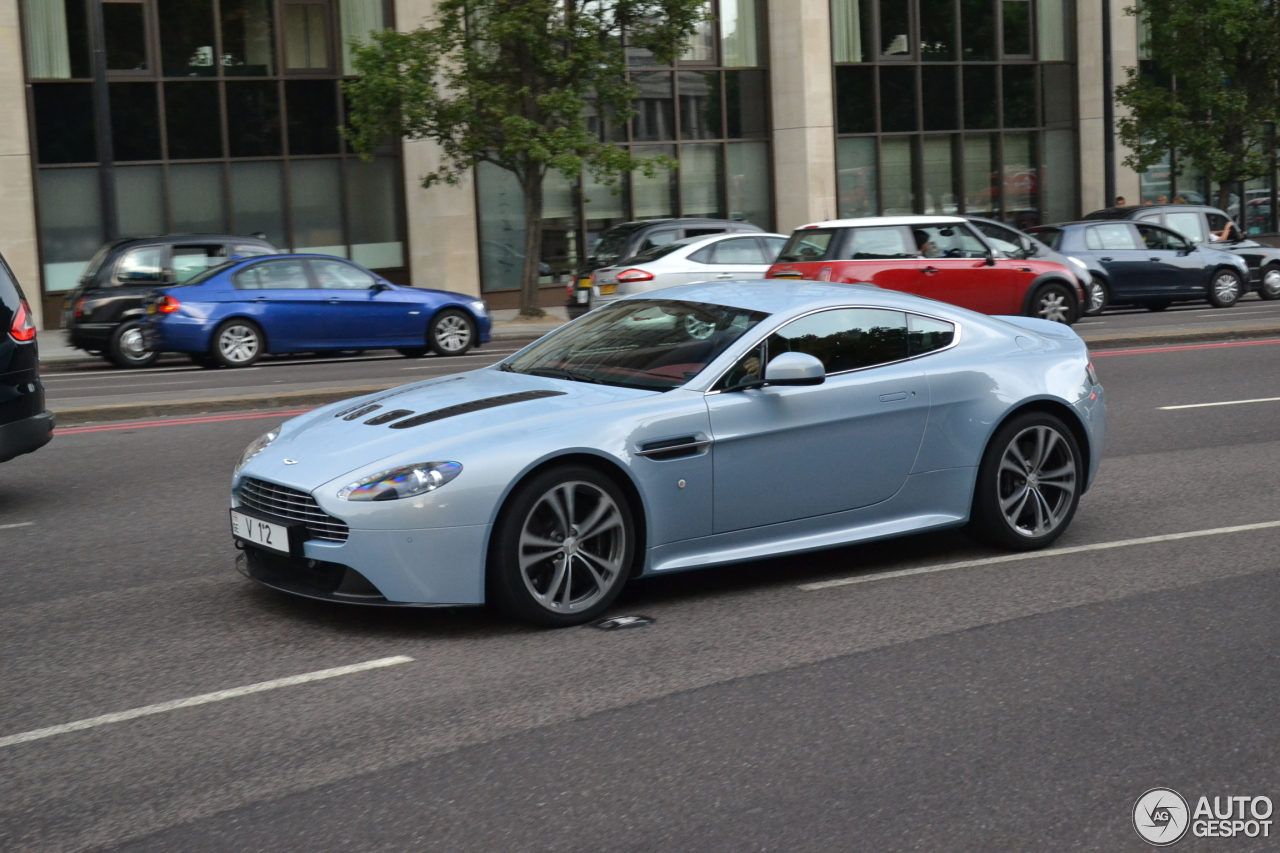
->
[637,230,679,253]
[973,222,1033,259]
[762,236,787,260]
[1135,223,1169,250]
[720,342,768,390]
[1136,213,1161,223]
[712,237,768,265]
[1084,224,1140,251]
[114,247,164,284]
[1028,228,1063,250]
[767,308,909,374]
[777,229,837,262]
[311,259,376,290]
[688,245,715,264]
[907,314,956,355]
[234,244,276,258]
[684,227,728,239]
[172,245,226,283]
[232,259,311,290]
[1165,212,1207,244]
[912,224,990,259]
[837,227,915,259]
[1160,228,1190,251]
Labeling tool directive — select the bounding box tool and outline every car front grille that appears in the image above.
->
[237,478,349,543]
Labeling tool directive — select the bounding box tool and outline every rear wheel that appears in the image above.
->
[1258,264,1280,300]
[1029,282,1078,324]
[211,319,265,367]
[1207,269,1243,307]
[106,321,159,369]
[428,309,475,356]
[1083,278,1109,316]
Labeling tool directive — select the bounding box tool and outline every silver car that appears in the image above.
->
[591,232,788,306]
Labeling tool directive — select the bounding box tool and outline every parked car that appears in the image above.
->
[230,282,1104,626]
[1084,204,1280,301]
[566,218,766,316]
[589,232,787,308]
[1027,220,1251,313]
[767,216,1084,324]
[1,252,54,463]
[140,254,490,368]
[64,234,279,368]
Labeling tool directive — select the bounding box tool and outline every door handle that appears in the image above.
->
[879,392,909,402]
[1150,257,1161,262]
[326,298,342,304]
[922,266,938,275]
[251,297,268,302]
[715,273,733,279]
[1099,257,1113,262]
[1016,267,1032,272]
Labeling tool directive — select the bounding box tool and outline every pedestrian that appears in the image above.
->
[1115,196,1126,207]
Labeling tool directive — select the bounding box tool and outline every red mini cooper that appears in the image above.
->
[766,216,1083,324]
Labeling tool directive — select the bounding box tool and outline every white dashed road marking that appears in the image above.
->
[1160,396,1280,410]
[0,522,34,531]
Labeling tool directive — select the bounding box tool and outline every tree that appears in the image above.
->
[344,0,706,318]
[1116,0,1280,210]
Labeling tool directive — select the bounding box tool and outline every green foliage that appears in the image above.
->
[1116,0,1280,196]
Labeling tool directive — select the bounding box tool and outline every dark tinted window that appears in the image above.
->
[103,2,148,71]
[961,0,996,59]
[880,67,918,132]
[768,308,909,373]
[1002,0,1031,54]
[109,83,161,161]
[233,259,311,289]
[286,80,340,154]
[835,66,876,134]
[227,81,282,157]
[165,82,223,158]
[159,0,216,77]
[920,0,957,58]
[33,84,96,164]
[1028,227,1063,250]
[778,229,837,262]
[1003,65,1036,127]
[725,70,769,138]
[922,66,958,130]
[836,226,917,259]
[963,66,997,128]
[908,313,956,354]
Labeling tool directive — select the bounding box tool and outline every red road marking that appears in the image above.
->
[1091,337,1280,357]
[55,408,314,435]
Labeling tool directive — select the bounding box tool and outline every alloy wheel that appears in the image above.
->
[518,481,628,614]
[120,326,148,360]
[1213,273,1241,303]
[1036,291,1071,323]
[1264,269,1280,297]
[218,324,260,364]
[1087,282,1107,313]
[434,314,472,353]
[997,425,1077,538]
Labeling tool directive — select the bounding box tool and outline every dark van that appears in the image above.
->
[1,253,53,463]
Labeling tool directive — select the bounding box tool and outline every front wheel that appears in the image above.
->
[1083,278,1109,316]
[487,466,636,627]
[106,321,159,369]
[967,412,1083,551]
[211,319,265,367]
[1029,282,1078,325]
[428,309,476,356]
[1258,265,1280,300]
[1208,269,1243,307]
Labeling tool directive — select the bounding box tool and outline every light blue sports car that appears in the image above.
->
[230,282,1106,626]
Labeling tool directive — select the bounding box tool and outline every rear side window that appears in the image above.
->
[233,259,311,290]
[762,236,786,259]
[311,259,376,289]
[838,226,917,259]
[767,307,909,373]
[712,237,768,264]
[908,314,955,355]
[1165,211,1207,244]
[684,227,728,239]
[115,247,164,284]
[778,229,837,262]
[1084,224,1140,251]
[172,245,226,283]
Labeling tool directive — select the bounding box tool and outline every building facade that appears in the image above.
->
[0,0,1197,327]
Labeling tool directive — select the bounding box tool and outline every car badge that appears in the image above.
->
[283,459,299,465]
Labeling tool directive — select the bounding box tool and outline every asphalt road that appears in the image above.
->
[3,338,1280,850]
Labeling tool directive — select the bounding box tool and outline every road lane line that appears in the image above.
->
[55,408,316,435]
[0,522,34,531]
[1160,396,1280,410]
[1091,338,1280,357]
[798,520,1280,591]
[0,655,414,749]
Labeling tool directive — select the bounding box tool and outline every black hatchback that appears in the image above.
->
[1,253,53,463]
[64,235,278,367]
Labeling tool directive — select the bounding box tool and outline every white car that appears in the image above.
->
[591,232,788,306]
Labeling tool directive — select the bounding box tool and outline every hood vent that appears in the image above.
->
[364,409,414,425]
[333,375,466,418]
[341,404,381,421]
[389,390,566,429]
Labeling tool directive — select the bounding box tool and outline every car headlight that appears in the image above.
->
[469,300,488,315]
[337,461,463,501]
[235,426,280,475]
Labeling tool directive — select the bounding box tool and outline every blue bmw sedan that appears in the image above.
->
[140,254,491,367]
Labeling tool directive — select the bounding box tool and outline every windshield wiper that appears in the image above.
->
[525,366,607,385]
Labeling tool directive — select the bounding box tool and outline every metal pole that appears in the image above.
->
[1102,0,1117,206]
[86,0,118,240]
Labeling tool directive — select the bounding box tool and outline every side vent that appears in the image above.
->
[636,436,711,461]
[341,404,381,421]
[389,390,566,429]
[365,409,414,425]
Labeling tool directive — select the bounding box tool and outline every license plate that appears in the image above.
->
[146,303,156,313]
[598,284,617,294]
[231,509,294,554]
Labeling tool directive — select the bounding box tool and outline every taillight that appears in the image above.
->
[73,296,87,320]
[1086,361,1098,386]
[9,300,36,342]
[615,268,654,283]
[157,295,181,314]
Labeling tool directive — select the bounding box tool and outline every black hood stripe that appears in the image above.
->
[388,390,566,429]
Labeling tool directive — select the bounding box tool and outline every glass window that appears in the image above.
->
[170,163,227,232]
[907,313,956,354]
[912,223,989,257]
[285,80,339,154]
[311,258,375,288]
[1042,129,1076,222]
[712,237,768,264]
[963,66,997,128]
[972,219,1033,257]
[725,70,769,138]
[835,66,876,134]
[720,0,761,66]
[37,168,103,291]
[1003,132,1036,225]
[347,158,405,269]
[680,144,724,217]
[227,81,283,157]
[1135,223,1186,251]
[291,159,345,255]
[116,165,165,236]
[679,71,722,140]
[681,1,716,61]
[963,133,998,214]
[234,258,311,289]
[33,83,95,164]
[880,0,912,56]
[763,236,787,258]
[1028,226,1063,249]
[283,1,330,70]
[1165,211,1208,244]
[922,66,958,131]
[837,137,878,218]
[881,137,915,213]
[339,0,386,74]
[922,135,959,214]
[920,0,956,59]
[109,83,160,161]
[838,226,916,258]
[1003,66,1036,127]
[476,161,523,291]
[636,230,680,254]
[235,244,276,256]
[727,142,772,228]
[159,0,216,77]
[832,0,874,62]
[172,245,225,282]
[769,308,909,373]
[1042,64,1073,129]
[777,229,836,262]
[221,0,276,75]
[631,146,676,219]
[880,66,918,133]
[103,1,148,71]
[22,0,91,79]
[961,0,996,59]
[1002,0,1031,54]
[1084,223,1141,250]
[632,72,675,141]
[1036,0,1066,60]
[231,161,287,248]
[113,246,163,283]
[165,82,223,159]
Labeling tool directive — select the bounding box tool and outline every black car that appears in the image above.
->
[566,218,765,316]
[1085,204,1280,301]
[1,253,54,463]
[64,235,278,367]
[1027,221,1252,313]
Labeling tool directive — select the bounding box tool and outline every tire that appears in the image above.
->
[1028,282,1078,325]
[188,353,219,369]
[967,411,1083,551]
[106,321,159,369]
[211,319,265,368]
[1258,264,1280,300]
[487,465,636,627]
[1083,278,1109,316]
[1207,268,1243,308]
[428,309,476,356]
[397,346,429,358]
[1145,301,1170,312]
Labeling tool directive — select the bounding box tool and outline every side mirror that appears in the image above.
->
[984,250,997,267]
[371,281,393,291]
[763,352,825,387]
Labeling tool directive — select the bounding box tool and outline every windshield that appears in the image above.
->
[588,226,640,265]
[502,299,770,391]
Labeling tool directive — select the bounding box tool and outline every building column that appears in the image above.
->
[1077,0,1141,212]
[768,0,838,231]
[0,0,43,328]
[394,0,483,297]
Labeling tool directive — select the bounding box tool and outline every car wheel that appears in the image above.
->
[1258,264,1280,300]
[106,321,159,369]
[1208,269,1243,307]
[1029,282,1078,325]
[968,411,1083,551]
[1083,278,1109,316]
[212,319,265,367]
[428,309,475,356]
[188,353,219,369]
[488,465,636,627]
[397,346,429,358]
[1146,301,1170,312]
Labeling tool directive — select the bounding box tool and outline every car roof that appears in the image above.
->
[796,215,969,230]
[621,280,949,316]
[110,234,277,248]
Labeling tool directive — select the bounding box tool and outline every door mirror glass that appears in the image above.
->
[764,352,826,386]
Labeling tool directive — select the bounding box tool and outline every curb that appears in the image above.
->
[1077,325,1280,349]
